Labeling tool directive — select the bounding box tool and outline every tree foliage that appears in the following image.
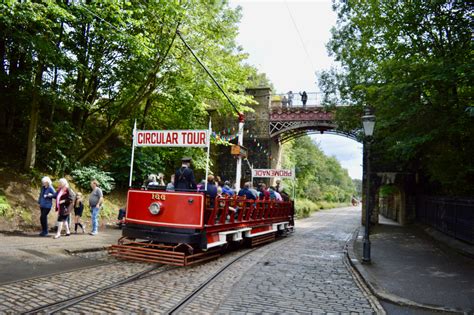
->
[282,136,355,203]
[0,1,260,186]
[319,1,473,195]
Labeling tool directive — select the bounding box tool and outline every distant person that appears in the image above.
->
[157,173,166,186]
[238,182,257,200]
[275,179,283,192]
[281,95,288,107]
[270,186,283,201]
[222,180,234,196]
[38,176,55,237]
[197,179,206,191]
[300,91,308,107]
[174,157,197,191]
[280,190,290,201]
[53,178,75,239]
[249,183,259,199]
[206,175,218,208]
[73,192,85,233]
[258,183,270,200]
[166,174,175,191]
[147,174,159,188]
[268,186,280,201]
[287,91,294,107]
[89,179,104,236]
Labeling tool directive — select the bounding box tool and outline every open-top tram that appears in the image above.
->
[108,126,295,266]
[109,188,294,265]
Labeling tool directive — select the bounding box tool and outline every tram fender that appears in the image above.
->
[123,224,207,248]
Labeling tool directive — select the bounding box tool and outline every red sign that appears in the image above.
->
[134,130,209,147]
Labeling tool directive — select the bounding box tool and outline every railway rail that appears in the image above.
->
[18,245,268,314]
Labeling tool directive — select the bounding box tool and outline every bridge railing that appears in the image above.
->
[271,92,324,108]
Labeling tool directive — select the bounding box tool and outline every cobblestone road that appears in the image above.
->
[0,206,382,314]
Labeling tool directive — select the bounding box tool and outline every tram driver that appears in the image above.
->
[174,157,197,191]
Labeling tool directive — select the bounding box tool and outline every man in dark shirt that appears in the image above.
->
[174,157,197,191]
[238,182,257,200]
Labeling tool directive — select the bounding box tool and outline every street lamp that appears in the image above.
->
[362,109,375,264]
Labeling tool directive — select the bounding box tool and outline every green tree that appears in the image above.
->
[0,1,261,184]
[319,1,473,195]
[282,136,355,202]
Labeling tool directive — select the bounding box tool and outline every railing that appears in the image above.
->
[416,196,474,245]
[204,196,294,229]
[271,92,324,107]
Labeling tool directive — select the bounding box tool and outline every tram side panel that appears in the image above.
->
[123,189,208,248]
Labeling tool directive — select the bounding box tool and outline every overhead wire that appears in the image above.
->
[284,1,316,72]
[78,2,240,115]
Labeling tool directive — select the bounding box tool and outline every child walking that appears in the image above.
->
[74,193,85,233]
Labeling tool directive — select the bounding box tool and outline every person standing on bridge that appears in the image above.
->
[287,91,294,107]
[300,91,308,107]
[174,157,197,191]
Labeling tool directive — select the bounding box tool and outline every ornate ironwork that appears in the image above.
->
[268,107,358,142]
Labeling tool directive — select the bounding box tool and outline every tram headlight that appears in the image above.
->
[148,202,161,215]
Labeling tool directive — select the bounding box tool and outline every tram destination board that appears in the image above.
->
[135,130,209,147]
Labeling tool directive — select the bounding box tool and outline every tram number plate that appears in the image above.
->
[151,193,166,201]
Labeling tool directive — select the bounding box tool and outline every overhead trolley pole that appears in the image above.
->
[176,30,245,192]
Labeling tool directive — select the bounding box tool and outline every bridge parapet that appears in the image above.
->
[271,92,324,107]
[270,107,334,122]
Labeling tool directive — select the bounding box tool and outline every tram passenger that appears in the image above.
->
[280,190,290,202]
[269,186,283,201]
[206,175,218,208]
[249,183,259,199]
[238,182,257,200]
[147,174,159,188]
[166,175,175,191]
[174,157,197,191]
[222,180,234,196]
[258,183,270,200]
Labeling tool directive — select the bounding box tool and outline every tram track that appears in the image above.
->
[17,244,275,314]
[21,264,170,315]
[165,247,258,314]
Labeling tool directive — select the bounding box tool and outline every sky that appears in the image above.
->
[230,0,363,179]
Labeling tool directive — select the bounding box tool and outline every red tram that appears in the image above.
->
[109,127,294,265]
[110,188,294,265]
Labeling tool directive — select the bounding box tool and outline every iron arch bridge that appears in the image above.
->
[269,107,359,143]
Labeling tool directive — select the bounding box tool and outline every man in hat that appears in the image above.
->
[174,157,197,191]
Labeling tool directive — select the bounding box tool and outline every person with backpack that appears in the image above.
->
[174,157,197,191]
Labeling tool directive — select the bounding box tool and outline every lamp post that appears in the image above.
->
[362,109,375,264]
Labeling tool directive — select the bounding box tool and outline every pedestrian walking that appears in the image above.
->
[88,179,104,236]
[53,178,75,239]
[300,91,308,107]
[38,176,55,237]
[73,192,85,233]
[287,91,294,107]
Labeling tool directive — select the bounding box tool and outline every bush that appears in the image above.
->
[295,198,320,218]
[71,166,115,194]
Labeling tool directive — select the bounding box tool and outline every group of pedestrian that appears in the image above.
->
[281,91,308,107]
[37,177,103,238]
